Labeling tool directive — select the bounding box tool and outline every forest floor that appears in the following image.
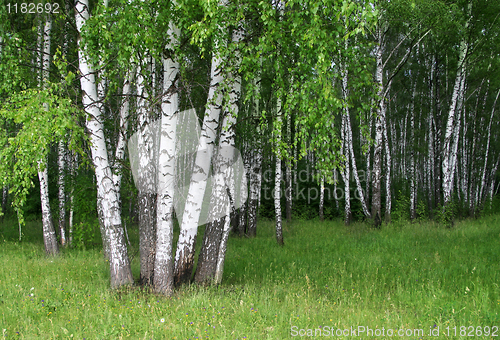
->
[0,214,499,339]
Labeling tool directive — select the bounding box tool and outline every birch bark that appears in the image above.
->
[247,75,262,237]
[341,58,370,219]
[409,79,417,220]
[153,20,180,294]
[285,110,292,223]
[442,3,471,207]
[196,25,244,284]
[319,176,325,221]
[57,141,66,246]
[136,59,157,286]
[371,26,385,227]
[75,0,133,288]
[38,15,59,255]
[275,96,284,245]
[479,89,500,204]
[173,45,223,285]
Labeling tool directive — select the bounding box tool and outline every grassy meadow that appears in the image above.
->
[0,215,499,339]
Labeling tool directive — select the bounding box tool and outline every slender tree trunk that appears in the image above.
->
[275,95,284,245]
[442,3,471,207]
[238,162,247,234]
[479,89,500,205]
[247,64,262,237]
[75,0,133,288]
[113,69,134,189]
[36,14,59,255]
[214,209,231,284]
[136,60,157,286]
[319,176,325,221]
[247,146,262,237]
[365,116,372,208]
[340,84,352,225]
[214,69,242,281]
[383,92,392,224]
[38,162,59,255]
[427,60,435,215]
[342,117,351,225]
[371,27,385,227]
[342,61,370,219]
[58,141,67,246]
[409,79,417,220]
[434,57,442,209]
[153,19,180,295]
[174,47,223,285]
[197,24,243,283]
[68,152,77,247]
[285,110,292,223]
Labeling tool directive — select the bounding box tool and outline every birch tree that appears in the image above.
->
[38,14,59,255]
[173,34,224,285]
[441,3,471,208]
[196,25,245,284]
[153,12,181,295]
[75,0,133,288]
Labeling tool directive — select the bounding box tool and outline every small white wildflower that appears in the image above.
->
[30,287,34,291]
[160,318,165,323]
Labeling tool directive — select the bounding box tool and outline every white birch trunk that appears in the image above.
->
[461,107,468,206]
[173,47,223,284]
[371,27,385,227]
[275,96,284,245]
[58,140,66,246]
[75,0,133,288]
[427,66,435,211]
[365,117,372,207]
[342,62,370,218]
[38,162,59,255]
[112,69,134,189]
[285,107,292,223]
[214,200,231,285]
[447,83,465,203]
[341,115,351,225]
[409,80,417,220]
[319,176,325,221]
[37,15,59,255]
[195,24,244,284]
[136,58,157,286]
[214,54,242,280]
[247,63,263,236]
[442,3,471,206]
[153,21,180,293]
[68,152,77,247]
[340,63,351,225]
[479,89,500,204]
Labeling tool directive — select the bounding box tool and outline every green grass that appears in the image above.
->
[0,215,499,339]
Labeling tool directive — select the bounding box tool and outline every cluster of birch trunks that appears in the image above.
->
[2,0,499,293]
